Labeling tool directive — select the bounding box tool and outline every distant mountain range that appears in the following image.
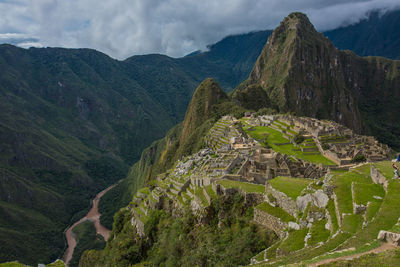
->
[0,8,399,265]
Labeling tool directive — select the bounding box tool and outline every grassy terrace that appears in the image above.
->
[308,218,330,246]
[268,176,312,199]
[195,187,209,206]
[341,179,400,249]
[216,179,265,193]
[279,228,308,252]
[138,187,150,195]
[204,185,216,199]
[255,202,295,223]
[326,199,339,233]
[353,182,385,205]
[243,125,335,165]
[332,170,372,214]
[374,161,395,178]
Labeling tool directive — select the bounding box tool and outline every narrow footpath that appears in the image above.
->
[62,183,117,265]
[308,242,396,267]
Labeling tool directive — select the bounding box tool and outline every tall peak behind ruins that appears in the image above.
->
[233,12,400,148]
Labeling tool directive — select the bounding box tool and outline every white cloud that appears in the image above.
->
[0,0,399,59]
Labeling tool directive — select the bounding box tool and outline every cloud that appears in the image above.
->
[0,0,399,59]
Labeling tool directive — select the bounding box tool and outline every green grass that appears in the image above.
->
[307,219,330,246]
[216,179,265,193]
[46,260,66,267]
[255,202,295,223]
[352,163,371,176]
[268,176,312,199]
[0,262,28,267]
[374,161,396,179]
[342,214,363,234]
[244,125,335,165]
[390,223,400,233]
[332,171,372,214]
[279,228,309,253]
[353,182,385,205]
[138,187,150,195]
[323,247,400,266]
[326,199,339,233]
[195,187,209,206]
[366,200,383,221]
[342,180,400,249]
[304,240,382,265]
[204,185,217,199]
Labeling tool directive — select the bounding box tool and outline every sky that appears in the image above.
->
[0,0,399,59]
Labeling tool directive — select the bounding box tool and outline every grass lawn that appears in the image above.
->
[308,219,330,246]
[353,182,385,205]
[341,214,363,234]
[342,180,400,249]
[326,199,339,233]
[216,179,265,193]
[244,126,335,165]
[255,202,295,223]
[352,163,372,177]
[366,200,383,222]
[332,171,372,214]
[374,161,396,179]
[279,228,309,253]
[268,176,312,199]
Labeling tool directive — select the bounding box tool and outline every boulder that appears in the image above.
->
[377,230,400,246]
[296,190,329,211]
[289,221,300,230]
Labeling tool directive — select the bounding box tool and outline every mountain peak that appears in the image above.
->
[179,78,228,146]
[235,12,365,132]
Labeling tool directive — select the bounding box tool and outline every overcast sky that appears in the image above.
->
[0,0,399,59]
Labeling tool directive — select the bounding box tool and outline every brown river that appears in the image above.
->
[62,184,117,265]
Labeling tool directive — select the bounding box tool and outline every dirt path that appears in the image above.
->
[62,183,117,265]
[308,242,397,267]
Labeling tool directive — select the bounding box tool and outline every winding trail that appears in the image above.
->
[308,242,396,267]
[62,183,117,265]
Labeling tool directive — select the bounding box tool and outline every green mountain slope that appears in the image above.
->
[0,29,269,264]
[232,12,400,150]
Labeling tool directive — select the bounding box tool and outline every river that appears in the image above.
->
[62,184,117,265]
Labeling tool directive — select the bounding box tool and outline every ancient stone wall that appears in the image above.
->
[266,183,298,217]
[253,208,286,238]
[370,165,388,191]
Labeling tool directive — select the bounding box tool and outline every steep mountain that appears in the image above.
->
[232,12,400,149]
[0,45,172,264]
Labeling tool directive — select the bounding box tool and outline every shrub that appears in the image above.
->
[293,134,305,144]
[352,154,366,163]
